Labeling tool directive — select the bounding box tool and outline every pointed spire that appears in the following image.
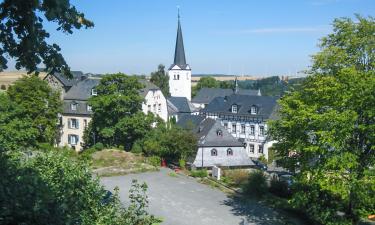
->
[173,8,186,66]
[234,76,239,94]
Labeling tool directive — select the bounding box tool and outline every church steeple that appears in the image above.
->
[173,9,186,67]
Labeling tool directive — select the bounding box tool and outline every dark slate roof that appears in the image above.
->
[173,16,186,67]
[64,78,101,100]
[192,88,260,104]
[167,96,196,113]
[63,100,92,115]
[177,114,206,129]
[138,79,160,97]
[196,119,244,147]
[64,78,160,101]
[202,94,279,120]
[51,71,86,87]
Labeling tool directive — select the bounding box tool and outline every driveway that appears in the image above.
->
[101,168,301,225]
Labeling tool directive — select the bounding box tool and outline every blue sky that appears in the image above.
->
[9,0,375,76]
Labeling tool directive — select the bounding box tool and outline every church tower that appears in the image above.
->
[168,10,191,101]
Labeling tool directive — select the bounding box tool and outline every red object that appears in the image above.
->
[161,159,167,167]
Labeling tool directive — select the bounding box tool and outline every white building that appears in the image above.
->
[168,12,191,101]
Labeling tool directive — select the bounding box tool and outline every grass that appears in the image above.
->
[168,171,178,177]
[89,149,159,177]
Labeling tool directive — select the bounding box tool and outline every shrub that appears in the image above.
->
[223,169,249,186]
[269,177,291,198]
[190,169,208,178]
[179,159,186,169]
[243,170,267,197]
[146,156,161,167]
[93,142,104,151]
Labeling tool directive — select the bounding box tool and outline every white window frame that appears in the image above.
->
[250,106,257,115]
[69,118,79,129]
[87,105,92,112]
[68,134,79,146]
[250,144,255,153]
[91,89,97,96]
[241,124,245,134]
[259,126,265,136]
[250,125,255,135]
[71,103,77,111]
[259,145,264,154]
[232,105,238,113]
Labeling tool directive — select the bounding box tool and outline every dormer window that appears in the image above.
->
[91,89,97,96]
[87,105,92,112]
[232,104,238,113]
[250,105,257,115]
[216,129,223,137]
[71,103,77,111]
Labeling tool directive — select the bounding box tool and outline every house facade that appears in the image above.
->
[200,94,278,160]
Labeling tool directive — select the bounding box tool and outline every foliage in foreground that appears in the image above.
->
[268,15,375,224]
[0,150,156,225]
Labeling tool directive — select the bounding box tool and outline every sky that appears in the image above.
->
[7,0,375,76]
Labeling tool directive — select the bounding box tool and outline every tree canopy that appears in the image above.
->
[0,76,61,151]
[269,15,375,224]
[86,73,158,149]
[0,0,93,76]
[150,64,170,97]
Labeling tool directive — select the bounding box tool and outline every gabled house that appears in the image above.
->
[167,96,198,122]
[177,115,254,168]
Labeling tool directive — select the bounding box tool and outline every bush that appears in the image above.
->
[190,169,208,178]
[179,159,186,169]
[269,177,291,198]
[243,170,267,197]
[93,142,104,151]
[223,169,249,187]
[146,156,161,167]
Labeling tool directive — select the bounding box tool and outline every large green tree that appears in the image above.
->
[150,64,170,97]
[87,73,157,149]
[0,76,61,150]
[0,0,93,75]
[269,15,375,224]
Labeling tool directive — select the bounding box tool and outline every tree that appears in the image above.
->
[150,64,170,97]
[268,15,375,224]
[87,73,157,149]
[7,76,62,145]
[0,149,156,225]
[0,0,93,76]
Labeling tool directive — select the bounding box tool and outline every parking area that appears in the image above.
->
[101,168,302,225]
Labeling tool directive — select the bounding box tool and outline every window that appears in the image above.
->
[68,118,79,129]
[174,74,176,80]
[158,103,161,113]
[87,105,92,111]
[250,144,255,153]
[147,105,151,112]
[259,126,265,136]
[232,124,236,133]
[216,129,223,137]
[211,149,218,156]
[153,104,156,112]
[177,74,180,80]
[227,148,233,156]
[91,89,97,96]
[231,104,238,113]
[250,105,257,115]
[68,134,79,145]
[259,145,264,154]
[224,123,228,129]
[83,119,87,127]
[250,125,255,135]
[71,103,77,111]
[241,124,245,134]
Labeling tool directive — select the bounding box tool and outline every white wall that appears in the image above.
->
[193,146,249,168]
[142,89,168,122]
[168,69,192,101]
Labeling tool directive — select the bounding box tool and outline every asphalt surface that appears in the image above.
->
[101,168,301,225]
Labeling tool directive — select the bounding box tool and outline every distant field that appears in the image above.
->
[0,71,48,90]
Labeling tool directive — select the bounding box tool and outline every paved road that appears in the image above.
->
[101,168,300,225]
